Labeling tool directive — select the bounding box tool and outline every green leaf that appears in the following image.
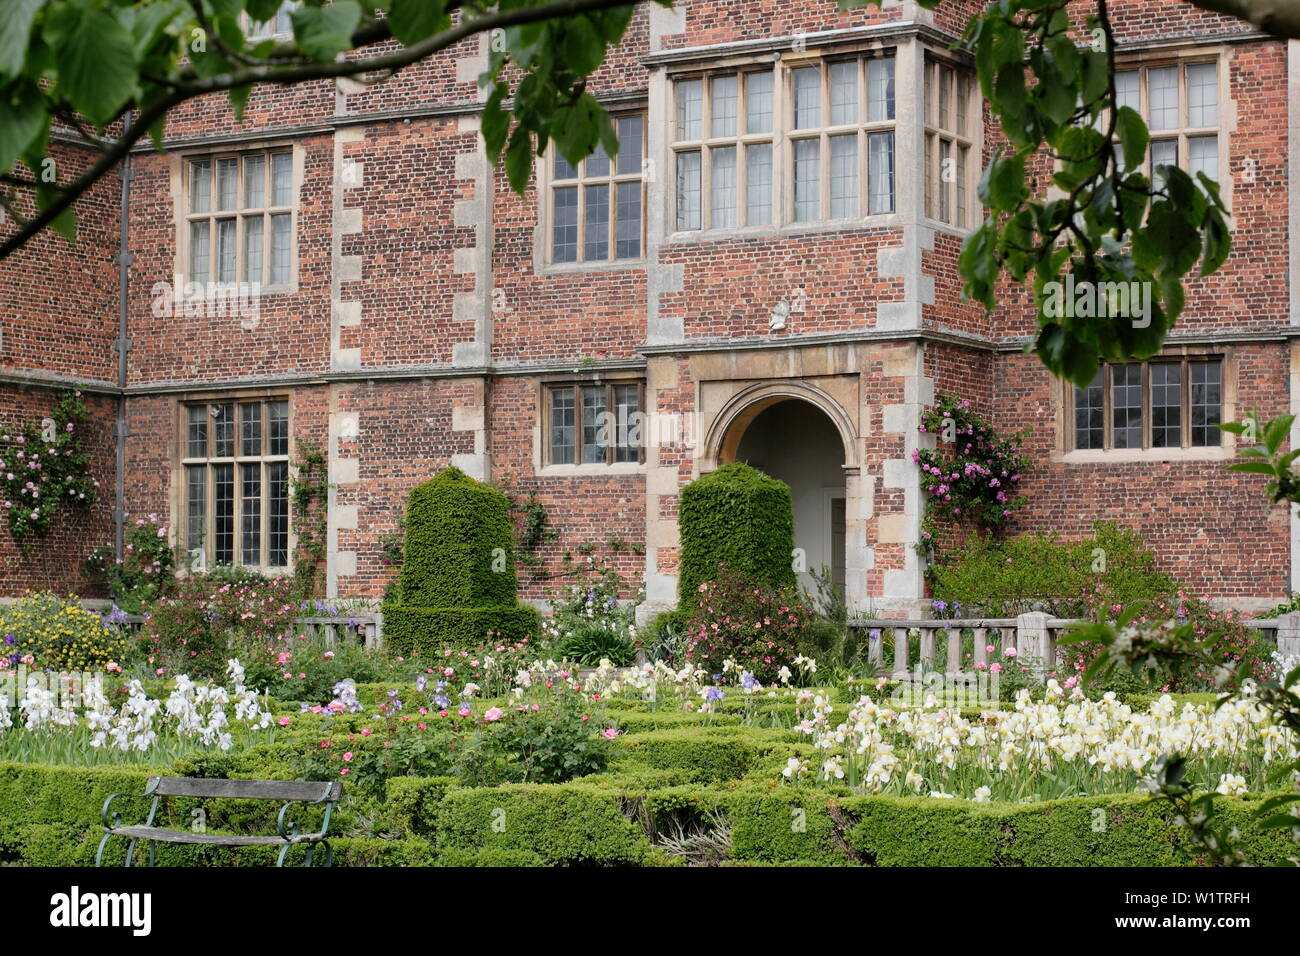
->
[550,92,607,168]
[291,0,362,61]
[35,180,73,239]
[1118,172,1149,232]
[978,155,1025,212]
[557,16,605,77]
[958,222,997,307]
[388,0,448,46]
[1263,414,1293,455]
[1079,49,1108,108]
[1115,107,1148,174]
[1227,461,1281,477]
[246,0,288,21]
[0,84,45,175]
[126,0,188,61]
[1200,208,1230,276]
[46,6,138,127]
[993,63,1027,126]
[229,83,252,123]
[0,0,42,80]
[480,82,510,160]
[503,128,534,193]
[1037,71,1077,128]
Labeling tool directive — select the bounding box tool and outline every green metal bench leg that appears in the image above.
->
[148,840,157,867]
[95,832,114,867]
[276,842,292,867]
[124,838,140,867]
[320,840,333,867]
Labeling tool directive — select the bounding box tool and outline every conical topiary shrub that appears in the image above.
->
[383,467,539,654]
[677,461,797,607]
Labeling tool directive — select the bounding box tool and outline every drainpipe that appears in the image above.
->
[113,114,133,563]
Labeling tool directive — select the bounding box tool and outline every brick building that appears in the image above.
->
[1,0,1297,617]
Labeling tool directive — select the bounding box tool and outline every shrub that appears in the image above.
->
[435,784,654,865]
[85,513,177,614]
[383,468,539,655]
[1061,596,1273,693]
[296,669,615,793]
[929,522,1176,618]
[683,566,812,684]
[677,463,796,606]
[239,632,409,705]
[0,593,129,672]
[457,679,614,787]
[639,609,691,665]
[543,560,637,666]
[137,573,298,680]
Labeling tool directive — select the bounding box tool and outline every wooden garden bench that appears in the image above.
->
[96,777,343,867]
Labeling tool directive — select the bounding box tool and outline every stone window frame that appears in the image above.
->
[538,106,648,272]
[665,42,900,238]
[1057,345,1237,463]
[171,141,303,296]
[174,392,295,575]
[1107,53,1225,189]
[534,374,648,476]
[923,53,977,229]
[669,64,779,230]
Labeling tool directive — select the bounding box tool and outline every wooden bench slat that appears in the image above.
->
[107,826,324,847]
[149,777,341,802]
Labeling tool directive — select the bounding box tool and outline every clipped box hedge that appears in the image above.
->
[2,759,1296,867]
[383,467,539,653]
[677,462,797,604]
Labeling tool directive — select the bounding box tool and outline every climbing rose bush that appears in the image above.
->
[0,391,97,543]
[914,394,1030,558]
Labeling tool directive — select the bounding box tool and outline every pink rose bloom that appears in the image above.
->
[323,651,335,660]
[484,707,503,722]
[990,663,1003,674]
[1004,647,1018,658]
[342,752,353,762]
[278,716,291,726]
[602,728,620,740]
[457,707,471,717]
[361,728,372,736]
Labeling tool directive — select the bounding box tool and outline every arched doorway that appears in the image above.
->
[727,398,849,602]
